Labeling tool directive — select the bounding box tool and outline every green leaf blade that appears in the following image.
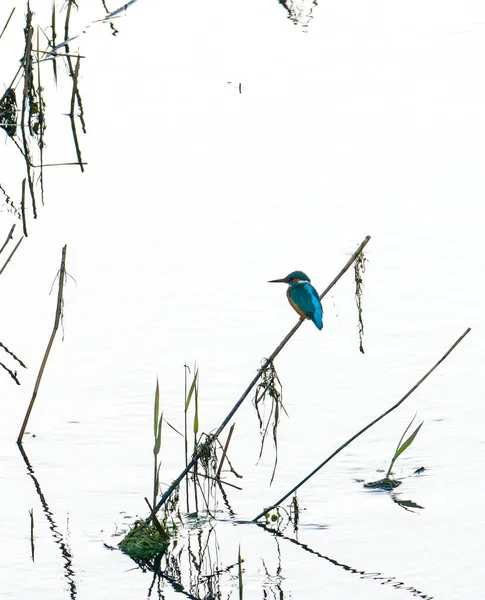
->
[185,368,199,412]
[393,421,424,462]
[153,378,160,438]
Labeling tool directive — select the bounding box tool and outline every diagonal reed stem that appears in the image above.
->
[146,235,372,522]
[17,245,67,444]
[0,236,24,276]
[0,224,15,255]
[252,326,471,522]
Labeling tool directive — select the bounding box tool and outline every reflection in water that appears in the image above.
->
[125,511,433,599]
[277,0,318,29]
[18,443,77,599]
[392,495,424,512]
[29,508,35,561]
[261,537,286,599]
[258,523,434,599]
[126,522,243,599]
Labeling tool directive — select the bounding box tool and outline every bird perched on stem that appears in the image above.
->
[269,271,323,330]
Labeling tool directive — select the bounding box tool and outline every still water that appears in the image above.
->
[1,1,485,598]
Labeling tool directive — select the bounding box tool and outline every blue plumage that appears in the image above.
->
[269,270,323,330]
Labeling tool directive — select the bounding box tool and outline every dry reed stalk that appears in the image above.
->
[17,245,67,443]
[216,423,235,480]
[0,224,15,255]
[0,237,24,276]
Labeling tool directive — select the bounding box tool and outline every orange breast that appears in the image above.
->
[286,287,308,319]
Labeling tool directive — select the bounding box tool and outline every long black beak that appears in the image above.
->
[268,278,287,283]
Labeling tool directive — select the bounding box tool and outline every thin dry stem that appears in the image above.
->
[0,237,24,276]
[17,245,67,443]
[0,224,15,255]
[216,423,235,480]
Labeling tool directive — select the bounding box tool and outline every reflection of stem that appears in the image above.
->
[0,224,15,255]
[21,178,28,237]
[257,522,433,600]
[253,327,471,522]
[17,245,67,442]
[0,360,20,384]
[17,444,77,598]
[148,235,372,521]
[217,480,236,518]
[29,508,35,561]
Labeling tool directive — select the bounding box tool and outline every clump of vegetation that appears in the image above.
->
[365,415,423,490]
[118,519,169,562]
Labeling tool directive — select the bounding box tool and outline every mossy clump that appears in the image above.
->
[364,478,402,491]
[119,520,170,562]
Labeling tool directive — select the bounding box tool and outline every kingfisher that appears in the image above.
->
[269,271,323,330]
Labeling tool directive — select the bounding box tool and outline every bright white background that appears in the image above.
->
[1,1,484,598]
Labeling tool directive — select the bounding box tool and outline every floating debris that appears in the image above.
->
[364,478,402,491]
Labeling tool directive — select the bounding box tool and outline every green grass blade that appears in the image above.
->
[193,374,199,435]
[386,417,423,478]
[185,368,199,412]
[386,414,416,477]
[393,421,423,462]
[154,411,163,456]
[153,378,160,438]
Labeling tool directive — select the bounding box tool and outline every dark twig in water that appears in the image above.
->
[17,444,77,596]
[17,245,67,443]
[69,56,85,172]
[0,361,20,385]
[29,509,35,561]
[354,251,366,353]
[255,521,434,600]
[0,340,27,368]
[252,327,471,522]
[146,235,372,522]
[21,179,28,237]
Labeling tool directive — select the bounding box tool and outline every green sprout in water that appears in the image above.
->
[365,414,423,490]
[153,378,163,510]
[119,379,172,563]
